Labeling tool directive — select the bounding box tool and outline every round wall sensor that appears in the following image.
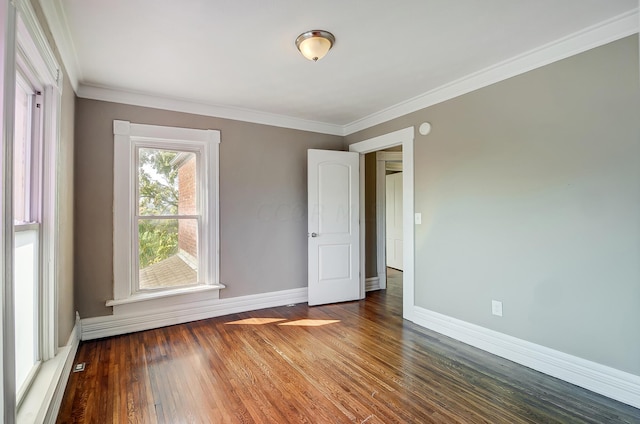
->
[419,122,432,136]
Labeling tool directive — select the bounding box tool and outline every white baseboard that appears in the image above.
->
[18,316,81,424]
[365,277,381,292]
[413,306,640,409]
[81,287,309,340]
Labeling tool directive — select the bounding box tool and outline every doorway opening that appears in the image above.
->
[348,127,415,323]
[365,148,404,309]
[379,148,404,273]
[381,149,404,309]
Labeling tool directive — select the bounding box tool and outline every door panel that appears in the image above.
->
[308,149,360,306]
[319,244,351,280]
[319,163,351,234]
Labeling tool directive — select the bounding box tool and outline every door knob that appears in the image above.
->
[311,232,318,237]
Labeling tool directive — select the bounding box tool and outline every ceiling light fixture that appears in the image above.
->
[295,30,335,62]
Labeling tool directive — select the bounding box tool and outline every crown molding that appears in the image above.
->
[343,8,639,135]
[38,2,638,137]
[38,0,82,91]
[77,84,345,136]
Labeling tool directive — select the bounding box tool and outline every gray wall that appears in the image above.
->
[30,0,76,347]
[74,100,343,318]
[346,36,640,376]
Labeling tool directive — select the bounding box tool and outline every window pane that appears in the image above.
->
[138,148,197,216]
[15,229,38,391]
[14,83,31,224]
[138,218,199,289]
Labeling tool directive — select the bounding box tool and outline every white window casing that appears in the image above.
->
[111,121,222,307]
[4,0,64,420]
[15,0,63,366]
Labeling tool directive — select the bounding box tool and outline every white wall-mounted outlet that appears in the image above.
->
[415,213,422,225]
[492,300,503,317]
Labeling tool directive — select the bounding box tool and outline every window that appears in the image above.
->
[13,76,40,225]
[137,148,199,290]
[13,71,43,399]
[6,0,63,411]
[111,121,221,305]
[1,0,63,418]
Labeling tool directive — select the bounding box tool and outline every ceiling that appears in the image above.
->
[41,0,638,134]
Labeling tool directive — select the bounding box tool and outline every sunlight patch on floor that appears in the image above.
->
[224,318,341,327]
[225,318,286,325]
[278,319,340,327]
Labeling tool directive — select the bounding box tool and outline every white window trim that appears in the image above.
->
[15,1,62,367]
[2,0,64,420]
[0,3,18,415]
[111,120,222,307]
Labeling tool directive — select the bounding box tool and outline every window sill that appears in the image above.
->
[17,355,61,424]
[17,322,80,424]
[106,284,226,307]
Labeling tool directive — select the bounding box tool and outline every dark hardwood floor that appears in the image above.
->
[57,272,639,423]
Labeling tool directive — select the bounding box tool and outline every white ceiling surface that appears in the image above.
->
[52,0,637,132]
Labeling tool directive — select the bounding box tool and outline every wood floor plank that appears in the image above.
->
[57,273,640,423]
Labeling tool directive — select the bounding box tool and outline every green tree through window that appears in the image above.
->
[138,148,180,268]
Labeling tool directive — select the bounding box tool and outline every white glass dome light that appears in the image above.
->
[295,30,335,62]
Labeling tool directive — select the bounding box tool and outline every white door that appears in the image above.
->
[308,149,360,306]
[386,172,403,270]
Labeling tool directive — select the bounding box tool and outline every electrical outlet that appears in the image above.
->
[415,213,422,225]
[491,300,503,317]
[73,363,86,372]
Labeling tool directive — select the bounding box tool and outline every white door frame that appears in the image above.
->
[348,127,415,322]
[376,151,403,289]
